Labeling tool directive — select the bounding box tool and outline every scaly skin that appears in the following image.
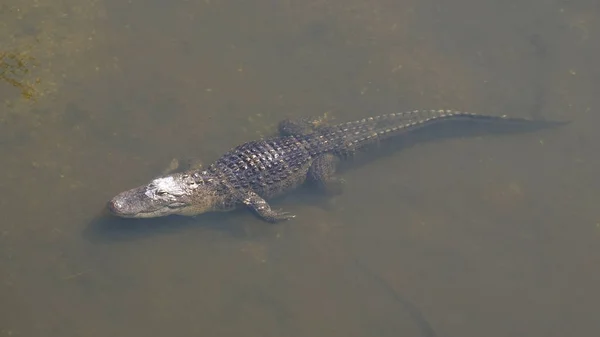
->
[108,109,566,223]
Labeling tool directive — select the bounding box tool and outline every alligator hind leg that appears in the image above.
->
[278,114,332,136]
[309,153,345,195]
[242,191,296,223]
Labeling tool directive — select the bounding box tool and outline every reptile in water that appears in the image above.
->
[108,109,566,223]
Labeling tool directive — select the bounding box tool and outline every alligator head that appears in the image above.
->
[108,171,224,218]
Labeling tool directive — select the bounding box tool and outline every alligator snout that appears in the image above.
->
[107,194,137,217]
[107,187,148,218]
[107,197,124,215]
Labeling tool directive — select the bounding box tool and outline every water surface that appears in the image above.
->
[2,0,600,336]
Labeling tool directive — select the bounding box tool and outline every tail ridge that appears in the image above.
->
[331,109,568,149]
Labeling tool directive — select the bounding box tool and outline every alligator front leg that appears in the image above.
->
[309,153,345,195]
[161,158,204,175]
[161,158,182,175]
[242,191,296,223]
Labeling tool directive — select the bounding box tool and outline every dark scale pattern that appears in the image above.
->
[207,136,313,196]
[200,110,564,221]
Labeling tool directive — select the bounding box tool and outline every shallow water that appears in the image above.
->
[2,0,600,336]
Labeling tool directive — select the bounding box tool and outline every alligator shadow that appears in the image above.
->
[82,207,251,244]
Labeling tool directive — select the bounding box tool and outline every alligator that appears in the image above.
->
[108,109,566,223]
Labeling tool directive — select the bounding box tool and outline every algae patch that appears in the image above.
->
[0,51,40,102]
[0,0,107,123]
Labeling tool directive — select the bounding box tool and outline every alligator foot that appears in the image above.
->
[162,158,204,175]
[242,191,296,223]
[309,153,345,195]
[162,158,181,175]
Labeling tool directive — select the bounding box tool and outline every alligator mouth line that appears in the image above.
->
[109,208,168,218]
[106,200,166,218]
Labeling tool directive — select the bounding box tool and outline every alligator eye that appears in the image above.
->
[156,191,168,196]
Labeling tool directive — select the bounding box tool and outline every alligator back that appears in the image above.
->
[208,136,316,198]
[207,110,565,199]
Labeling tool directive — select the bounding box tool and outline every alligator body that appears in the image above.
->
[108,109,565,223]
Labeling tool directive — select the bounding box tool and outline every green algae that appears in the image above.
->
[0,0,106,123]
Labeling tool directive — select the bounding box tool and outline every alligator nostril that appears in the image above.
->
[107,199,120,214]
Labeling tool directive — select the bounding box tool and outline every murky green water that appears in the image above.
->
[2,0,600,336]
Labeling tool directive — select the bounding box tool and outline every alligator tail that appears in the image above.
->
[336,109,568,149]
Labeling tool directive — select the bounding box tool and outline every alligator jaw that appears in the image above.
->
[107,172,226,219]
[108,186,174,218]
